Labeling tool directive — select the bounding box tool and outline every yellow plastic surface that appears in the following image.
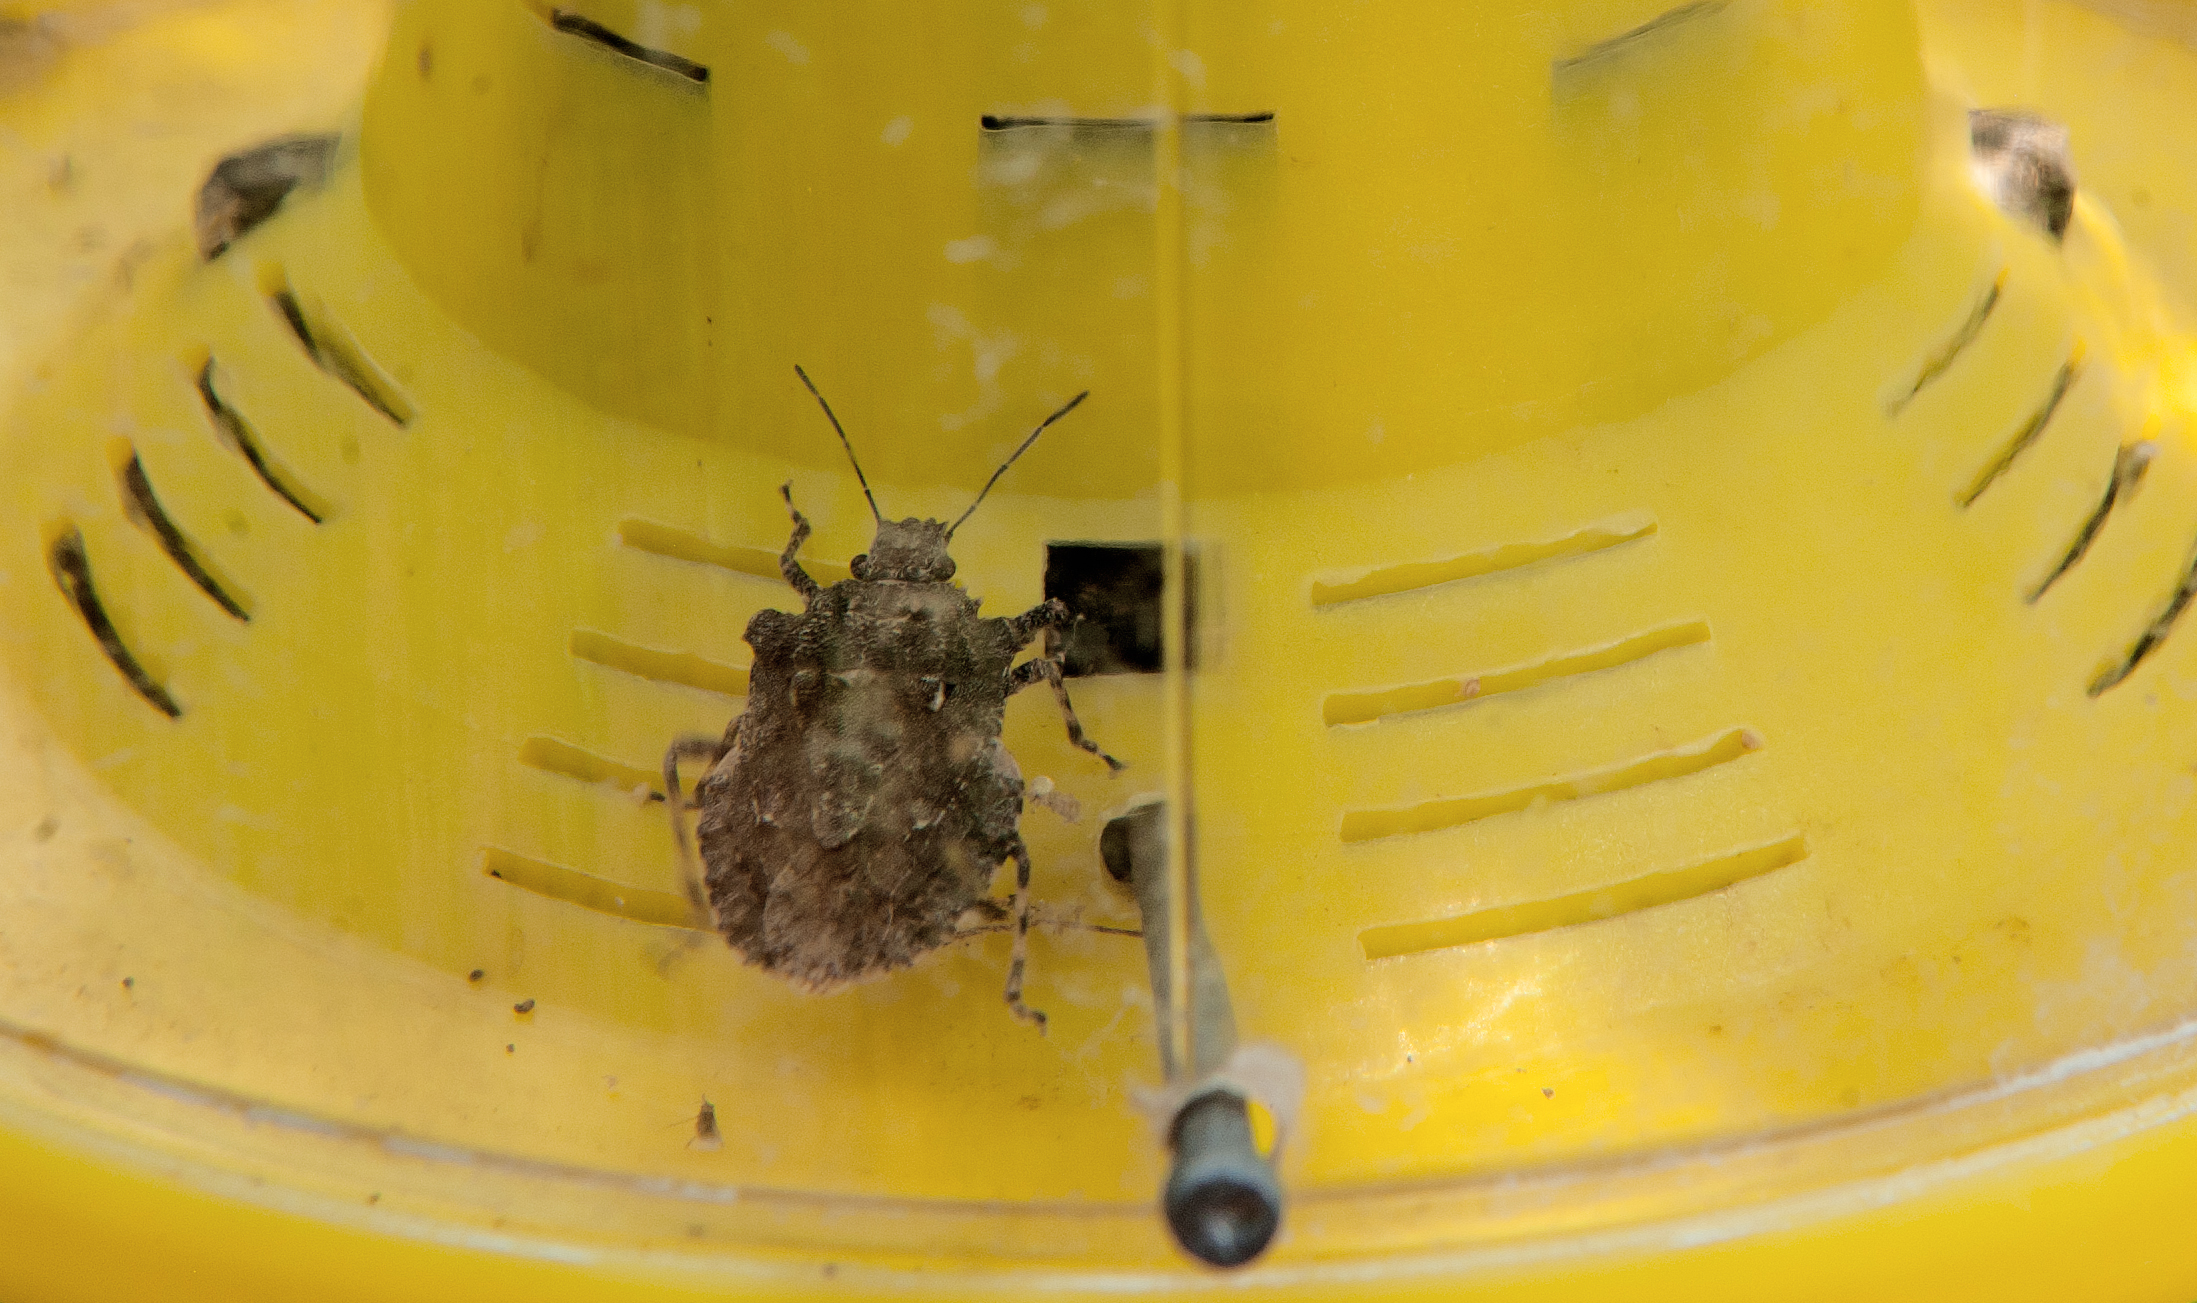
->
[9,0,2197,1297]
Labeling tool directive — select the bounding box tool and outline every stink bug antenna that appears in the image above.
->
[794,364,882,523]
[949,390,1089,538]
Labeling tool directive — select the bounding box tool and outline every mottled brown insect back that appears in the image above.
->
[667,367,1119,1030]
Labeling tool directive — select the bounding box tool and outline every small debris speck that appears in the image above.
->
[1541,1088,1554,1099]
[505,1043,515,1054]
[367,1192,381,1204]
[468,969,485,982]
[120,977,133,990]
[513,998,535,1014]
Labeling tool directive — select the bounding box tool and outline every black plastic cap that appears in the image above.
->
[1100,805,1159,883]
[1164,1092,1281,1267]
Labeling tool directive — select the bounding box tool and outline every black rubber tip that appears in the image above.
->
[1164,1092,1281,1268]
[1099,807,1146,883]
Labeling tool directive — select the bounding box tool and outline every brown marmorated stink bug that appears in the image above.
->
[664,366,1122,1030]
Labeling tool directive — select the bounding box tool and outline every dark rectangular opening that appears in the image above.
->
[1044,542,1197,677]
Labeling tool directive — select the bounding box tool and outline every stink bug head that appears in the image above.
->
[852,517,956,582]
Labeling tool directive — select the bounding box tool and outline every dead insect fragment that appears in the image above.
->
[193,133,338,260]
[692,1098,723,1150]
[666,365,1121,1031]
[512,998,535,1015]
[1969,109,2075,242]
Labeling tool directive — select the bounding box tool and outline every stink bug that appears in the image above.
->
[665,366,1121,1029]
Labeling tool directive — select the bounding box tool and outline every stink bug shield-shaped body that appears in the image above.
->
[666,367,1119,1029]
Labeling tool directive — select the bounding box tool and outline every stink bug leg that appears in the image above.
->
[663,730,733,925]
[1007,606,1125,773]
[776,484,825,605]
[1004,841,1045,1030]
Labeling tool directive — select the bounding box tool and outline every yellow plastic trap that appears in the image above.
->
[10,0,2197,1297]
